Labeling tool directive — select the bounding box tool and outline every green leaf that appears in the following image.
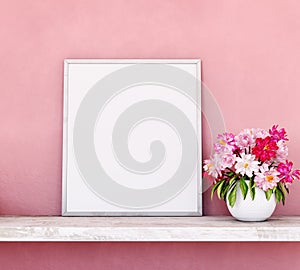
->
[249,178,255,200]
[275,188,282,203]
[277,184,286,205]
[210,181,221,199]
[217,180,226,199]
[279,187,288,205]
[265,189,273,201]
[211,180,223,200]
[221,182,230,201]
[218,176,237,202]
[250,187,256,201]
[278,182,288,196]
[239,178,248,200]
[249,177,255,188]
[228,184,238,207]
[229,176,237,185]
[282,193,286,205]
[225,172,234,177]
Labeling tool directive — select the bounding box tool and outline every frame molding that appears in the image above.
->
[62,59,202,216]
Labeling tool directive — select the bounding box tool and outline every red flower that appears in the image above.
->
[252,136,279,162]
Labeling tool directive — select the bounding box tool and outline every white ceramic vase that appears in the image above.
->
[226,181,276,222]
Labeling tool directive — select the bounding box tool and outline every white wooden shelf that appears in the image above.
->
[0,216,300,242]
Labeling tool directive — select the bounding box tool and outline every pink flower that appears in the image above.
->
[252,136,279,162]
[252,128,268,140]
[274,140,288,163]
[293,170,300,179]
[235,128,268,150]
[269,125,288,142]
[277,160,300,184]
[235,131,254,149]
[214,133,236,154]
[220,152,236,169]
[254,164,280,191]
[204,152,236,179]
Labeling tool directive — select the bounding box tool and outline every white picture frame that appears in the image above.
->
[62,59,202,216]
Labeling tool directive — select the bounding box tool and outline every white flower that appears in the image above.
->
[203,154,222,178]
[234,153,259,177]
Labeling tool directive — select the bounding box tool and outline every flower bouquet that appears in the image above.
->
[204,125,300,221]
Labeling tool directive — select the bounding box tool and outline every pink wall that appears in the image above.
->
[0,242,299,270]
[1,0,300,269]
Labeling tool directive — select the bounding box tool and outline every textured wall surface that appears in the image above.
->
[0,0,300,269]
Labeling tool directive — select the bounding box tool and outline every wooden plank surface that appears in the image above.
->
[0,216,300,242]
